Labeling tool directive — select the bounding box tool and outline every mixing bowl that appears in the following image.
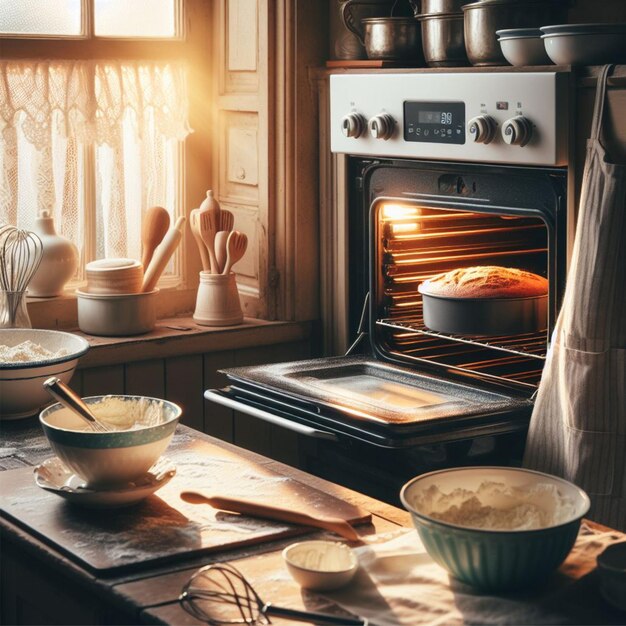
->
[0,329,89,420]
[401,466,590,590]
[40,395,182,488]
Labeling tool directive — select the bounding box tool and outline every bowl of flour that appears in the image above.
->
[400,466,590,591]
[0,329,89,420]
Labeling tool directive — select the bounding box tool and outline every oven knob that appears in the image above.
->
[341,113,366,138]
[468,115,497,144]
[368,114,395,140]
[502,116,533,147]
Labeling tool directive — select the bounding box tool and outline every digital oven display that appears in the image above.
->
[404,101,465,144]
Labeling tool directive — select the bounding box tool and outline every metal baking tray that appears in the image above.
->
[420,292,548,336]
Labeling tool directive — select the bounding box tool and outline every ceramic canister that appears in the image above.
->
[28,210,79,297]
[193,272,243,327]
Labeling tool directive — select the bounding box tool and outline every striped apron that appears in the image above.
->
[524,65,626,531]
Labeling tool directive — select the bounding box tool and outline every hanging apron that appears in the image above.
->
[524,65,626,532]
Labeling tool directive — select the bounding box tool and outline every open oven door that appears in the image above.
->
[204,353,533,449]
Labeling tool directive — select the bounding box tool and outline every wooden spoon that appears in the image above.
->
[141,206,170,270]
[214,230,229,274]
[180,491,360,542]
[199,210,220,274]
[222,231,248,275]
[190,209,210,272]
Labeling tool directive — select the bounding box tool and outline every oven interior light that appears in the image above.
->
[381,203,422,221]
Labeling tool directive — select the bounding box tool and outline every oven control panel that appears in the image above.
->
[330,72,569,166]
[404,101,466,144]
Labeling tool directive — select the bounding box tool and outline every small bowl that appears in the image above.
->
[597,542,626,612]
[0,329,89,420]
[401,466,590,591]
[77,289,158,336]
[40,395,182,488]
[496,29,553,66]
[282,540,358,591]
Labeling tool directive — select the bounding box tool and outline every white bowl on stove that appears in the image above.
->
[496,29,552,66]
[540,23,626,65]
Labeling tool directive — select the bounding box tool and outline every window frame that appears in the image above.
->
[2,0,212,324]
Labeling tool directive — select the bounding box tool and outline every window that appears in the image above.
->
[0,0,191,288]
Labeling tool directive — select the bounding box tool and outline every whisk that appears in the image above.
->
[0,226,43,327]
[179,563,368,626]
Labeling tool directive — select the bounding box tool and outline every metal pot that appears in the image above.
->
[463,0,569,66]
[335,0,394,59]
[420,0,466,13]
[419,12,468,66]
[345,14,424,60]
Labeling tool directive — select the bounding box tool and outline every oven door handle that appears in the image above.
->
[204,389,338,441]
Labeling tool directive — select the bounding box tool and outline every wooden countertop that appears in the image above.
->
[0,420,408,625]
[1,421,623,626]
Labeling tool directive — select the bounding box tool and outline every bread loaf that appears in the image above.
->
[418,266,548,299]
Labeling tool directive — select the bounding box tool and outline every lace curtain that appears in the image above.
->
[0,59,191,262]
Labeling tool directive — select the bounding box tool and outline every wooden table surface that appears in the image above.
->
[0,419,409,625]
[1,419,623,626]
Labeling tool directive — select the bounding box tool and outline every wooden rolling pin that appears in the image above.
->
[141,216,186,292]
[180,490,361,541]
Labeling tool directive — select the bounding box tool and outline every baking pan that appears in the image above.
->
[420,292,548,336]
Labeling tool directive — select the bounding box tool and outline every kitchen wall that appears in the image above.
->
[568,0,626,22]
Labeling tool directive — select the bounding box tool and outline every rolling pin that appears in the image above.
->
[141,216,186,292]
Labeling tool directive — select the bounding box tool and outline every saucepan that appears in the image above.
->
[343,0,424,60]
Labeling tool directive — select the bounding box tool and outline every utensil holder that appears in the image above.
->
[193,272,243,327]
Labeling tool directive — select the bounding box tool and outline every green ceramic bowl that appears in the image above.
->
[400,466,590,591]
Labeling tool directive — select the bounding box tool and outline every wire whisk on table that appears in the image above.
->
[179,563,367,626]
[0,225,43,328]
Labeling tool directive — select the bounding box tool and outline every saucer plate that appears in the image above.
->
[34,456,176,508]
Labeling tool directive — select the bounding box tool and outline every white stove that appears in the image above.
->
[330,72,569,166]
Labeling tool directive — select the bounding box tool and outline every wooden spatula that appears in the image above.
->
[190,209,210,272]
[180,491,361,542]
[141,206,170,269]
[199,210,220,274]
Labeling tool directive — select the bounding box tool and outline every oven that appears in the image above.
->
[205,70,571,505]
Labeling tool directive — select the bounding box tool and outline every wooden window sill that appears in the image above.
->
[75,317,313,368]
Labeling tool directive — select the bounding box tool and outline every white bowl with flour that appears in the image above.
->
[0,329,89,420]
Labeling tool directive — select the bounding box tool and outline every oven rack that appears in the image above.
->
[376,318,547,361]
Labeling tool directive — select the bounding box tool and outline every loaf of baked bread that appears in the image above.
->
[418,266,548,299]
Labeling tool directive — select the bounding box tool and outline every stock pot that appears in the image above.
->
[463,0,569,65]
